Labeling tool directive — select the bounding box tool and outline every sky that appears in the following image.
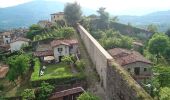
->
[0,0,170,16]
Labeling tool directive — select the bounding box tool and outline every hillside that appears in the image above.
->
[118,10,170,32]
[0,0,95,30]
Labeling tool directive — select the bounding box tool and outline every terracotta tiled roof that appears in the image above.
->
[49,87,84,99]
[36,44,52,51]
[1,32,12,36]
[0,65,9,78]
[33,50,53,57]
[51,39,78,47]
[108,48,152,66]
[11,37,30,43]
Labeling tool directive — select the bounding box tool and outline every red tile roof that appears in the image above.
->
[108,48,152,66]
[51,39,78,47]
[1,32,12,36]
[0,65,9,78]
[49,87,84,99]
[11,37,30,43]
[33,50,53,57]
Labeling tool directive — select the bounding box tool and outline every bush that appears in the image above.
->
[30,58,41,81]
[0,84,4,91]
[22,89,35,100]
[31,73,86,87]
[75,60,85,72]
[77,92,100,100]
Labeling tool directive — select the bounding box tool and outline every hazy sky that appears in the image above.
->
[1,0,170,16]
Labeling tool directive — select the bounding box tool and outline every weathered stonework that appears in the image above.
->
[77,23,153,100]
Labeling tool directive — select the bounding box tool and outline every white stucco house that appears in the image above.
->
[108,48,152,83]
[51,39,78,62]
[10,37,30,52]
[34,39,78,62]
[1,32,13,44]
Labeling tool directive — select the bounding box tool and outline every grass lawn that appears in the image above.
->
[42,63,73,78]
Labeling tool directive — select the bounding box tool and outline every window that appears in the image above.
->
[127,68,131,72]
[144,68,147,72]
[70,45,73,49]
[58,48,63,53]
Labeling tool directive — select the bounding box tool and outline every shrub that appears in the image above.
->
[22,89,35,100]
[0,84,4,91]
[75,60,85,72]
[30,58,41,81]
[77,92,100,100]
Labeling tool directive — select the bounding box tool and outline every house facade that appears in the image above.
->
[10,37,30,52]
[1,32,13,44]
[108,48,152,83]
[51,39,78,62]
[51,12,65,23]
[34,39,78,62]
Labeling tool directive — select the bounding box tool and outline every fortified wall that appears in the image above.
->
[77,24,153,100]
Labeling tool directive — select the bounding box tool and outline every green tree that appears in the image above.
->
[154,65,170,87]
[96,7,109,30]
[26,24,43,39]
[148,33,169,62]
[61,55,74,65]
[64,2,82,26]
[37,82,54,100]
[7,54,30,85]
[77,92,100,100]
[165,28,170,37]
[60,27,75,38]
[147,24,158,33]
[160,87,170,100]
[22,89,35,100]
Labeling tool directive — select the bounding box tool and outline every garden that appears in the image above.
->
[31,58,86,87]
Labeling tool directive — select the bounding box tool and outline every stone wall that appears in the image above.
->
[77,24,153,100]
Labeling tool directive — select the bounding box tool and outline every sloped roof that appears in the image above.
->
[1,32,12,36]
[108,48,152,66]
[49,87,84,99]
[11,37,30,43]
[33,50,53,57]
[36,44,52,51]
[51,39,78,47]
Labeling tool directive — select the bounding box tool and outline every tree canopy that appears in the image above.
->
[64,2,82,26]
[148,33,169,58]
[7,54,31,84]
[36,82,54,100]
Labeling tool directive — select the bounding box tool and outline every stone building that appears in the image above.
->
[10,37,30,52]
[51,12,64,23]
[108,48,152,83]
[1,32,13,44]
[37,20,52,28]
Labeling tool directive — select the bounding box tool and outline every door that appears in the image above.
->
[134,67,140,75]
[59,56,63,62]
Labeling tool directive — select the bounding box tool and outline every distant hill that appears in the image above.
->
[0,0,95,30]
[0,0,170,32]
[118,10,170,32]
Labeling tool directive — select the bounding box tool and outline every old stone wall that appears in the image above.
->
[77,24,152,100]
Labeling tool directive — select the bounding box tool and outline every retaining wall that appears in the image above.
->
[77,24,152,100]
